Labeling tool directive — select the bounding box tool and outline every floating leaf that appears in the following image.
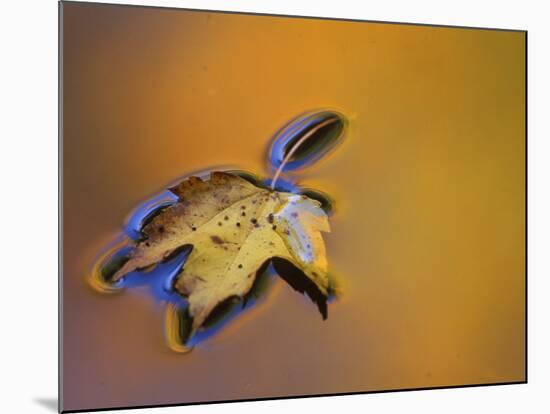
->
[111,172,332,341]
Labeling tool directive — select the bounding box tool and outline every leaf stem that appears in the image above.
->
[270,117,337,190]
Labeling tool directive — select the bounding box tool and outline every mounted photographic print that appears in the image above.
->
[59,1,526,412]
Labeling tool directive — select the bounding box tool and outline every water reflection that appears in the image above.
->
[267,110,347,173]
[124,191,178,241]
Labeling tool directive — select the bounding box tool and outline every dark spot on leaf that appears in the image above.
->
[236,222,241,227]
[224,216,229,220]
[210,235,223,244]
[158,226,165,233]
[238,264,243,269]
[241,205,246,209]
[191,226,196,231]
[267,213,274,224]
[138,203,174,238]
[218,222,222,226]
[241,211,246,217]
[272,225,277,230]
[251,218,257,224]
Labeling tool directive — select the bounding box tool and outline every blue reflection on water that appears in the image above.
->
[262,176,299,194]
[267,110,346,172]
[269,113,319,171]
[124,191,179,240]
[117,247,190,309]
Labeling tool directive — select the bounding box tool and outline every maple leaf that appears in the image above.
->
[112,171,331,338]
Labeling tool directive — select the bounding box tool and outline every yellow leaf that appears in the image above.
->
[112,171,331,339]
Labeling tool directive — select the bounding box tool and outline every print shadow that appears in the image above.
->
[33,397,57,412]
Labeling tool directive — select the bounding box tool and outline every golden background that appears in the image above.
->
[61,2,525,411]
